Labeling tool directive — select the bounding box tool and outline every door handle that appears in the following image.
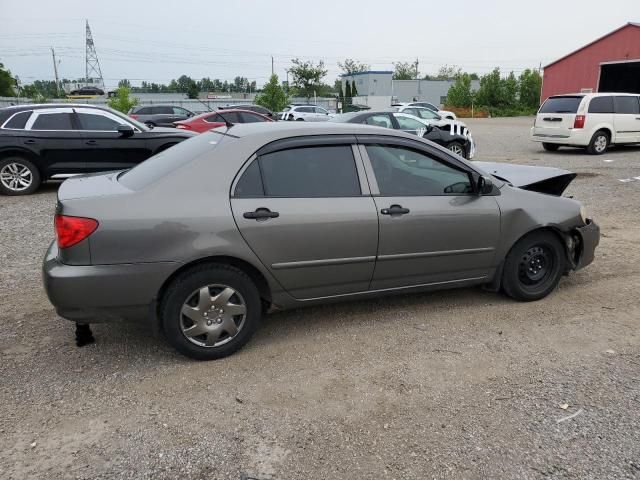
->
[23,139,37,144]
[381,205,410,216]
[243,208,279,220]
[85,140,97,145]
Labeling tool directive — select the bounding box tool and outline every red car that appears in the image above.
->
[174,109,273,133]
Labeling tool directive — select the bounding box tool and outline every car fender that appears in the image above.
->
[586,123,614,142]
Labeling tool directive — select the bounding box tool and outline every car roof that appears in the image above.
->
[0,103,117,113]
[549,92,639,98]
[182,109,269,122]
[217,121,405,139]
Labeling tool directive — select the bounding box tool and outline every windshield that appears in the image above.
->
[539,96,583,114]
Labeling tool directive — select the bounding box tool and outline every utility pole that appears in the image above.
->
[415,58,419,79]
[271,56,274,76]
[51,47,60,97]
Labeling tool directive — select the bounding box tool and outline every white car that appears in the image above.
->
[531,92,640,154]
[392,102,457,120]
[394,105,468,131]
[281,105,333,121]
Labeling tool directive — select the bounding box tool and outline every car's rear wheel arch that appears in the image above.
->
[0,148,42,175]
[156,256,272,321]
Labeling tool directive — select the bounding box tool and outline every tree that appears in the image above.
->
[434,64,462,80]
[107,87,138,113]
[475,68,505,108]
[255,74,288,112]
[0,63,15,96]
[503,71,518,107]
[338,58,370,75]
[518,69,542,109]
[118,79,131,89]
[186,80,199,99]
[176,75,193,93]
[446,73,474,108]
[393,61,415,80]
[351,80,358,97]
[289,58,327,98]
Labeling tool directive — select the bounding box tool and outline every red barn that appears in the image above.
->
[541,22,640,102]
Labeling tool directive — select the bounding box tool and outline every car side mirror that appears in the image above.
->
[117,125,134,137]
[477,175,493,195]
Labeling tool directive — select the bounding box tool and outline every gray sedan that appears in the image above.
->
[43,123,599,360]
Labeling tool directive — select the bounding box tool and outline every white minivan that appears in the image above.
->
[530,93,640,154]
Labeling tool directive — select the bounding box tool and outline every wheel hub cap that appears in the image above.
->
[0,163,32,191]
[180,284,247,348]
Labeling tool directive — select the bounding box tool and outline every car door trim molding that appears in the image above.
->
[271,255,376,270]
[378,247,495,262]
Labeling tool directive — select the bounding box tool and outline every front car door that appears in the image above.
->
[358,136,501,290]
[613,95,640,143]
[230,138,379,300]
[74,108,151,172]
[24,108,86,176]
[392,114,429,137]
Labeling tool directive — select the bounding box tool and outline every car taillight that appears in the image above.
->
[573,115,585,129]
[55,214,99,249]
[129,114,139,120]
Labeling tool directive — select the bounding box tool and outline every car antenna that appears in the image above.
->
[216,111,234,129]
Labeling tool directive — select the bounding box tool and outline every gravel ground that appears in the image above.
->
[1,117,639,479]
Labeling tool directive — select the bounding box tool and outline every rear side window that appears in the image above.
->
[539,96,583,113]
[240,112,266,123]
[258,146,360,197]
[4,111,32,129]
[221,112,242,123]
[31,113,74,130]
[234,161,263,196]
[614,96,640,114]
[588,96,614,114]
[136,107,152,114]
[155,106,173,114]
[204,114,224,124]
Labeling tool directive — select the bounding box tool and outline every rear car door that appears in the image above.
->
[24,108,86,176]
[359,137,501,290]
[533,95,584,139]
[75,108,151,171]
[613,96,640,143]
[230,138,379,300]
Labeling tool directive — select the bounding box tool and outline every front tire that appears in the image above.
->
[0,157,41,195]
[501,231,565,301]
[542,143,560,152]
[296,117,304,121]
[447,141,466,158]
[587,130,609,155]
[160,264,261,360]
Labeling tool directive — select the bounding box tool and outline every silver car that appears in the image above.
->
[43,123,599,360]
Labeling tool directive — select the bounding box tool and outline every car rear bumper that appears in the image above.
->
[42,241,179,323]
[530,127,591,146]
[574,219,600,270]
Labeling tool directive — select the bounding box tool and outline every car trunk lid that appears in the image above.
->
[533,95,585,139]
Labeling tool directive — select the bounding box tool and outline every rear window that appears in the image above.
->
[588,96,614,114]
[4,111,32,129]
[539,96,583,114]
[119,133,222,190]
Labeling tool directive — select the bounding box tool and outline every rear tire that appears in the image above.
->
[160,264,261,360]
[587,130,609,155]
[501,231,565,301]
[0,157,41,196]
[145,121,156,128]
[296,117,304,121]
[542,143,560,152]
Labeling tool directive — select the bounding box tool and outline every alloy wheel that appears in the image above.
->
[0,163,33,192]
[180,284,247,348]
[448,144,464,156]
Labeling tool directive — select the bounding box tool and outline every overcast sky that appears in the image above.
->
[0,0,638,89]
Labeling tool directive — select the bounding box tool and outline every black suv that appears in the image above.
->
[0,104,196,195]
[128,105,195,127]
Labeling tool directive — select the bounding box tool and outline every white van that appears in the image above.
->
[530,93,640,154]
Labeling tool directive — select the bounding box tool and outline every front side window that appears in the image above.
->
[240,112,267,123]
[415,109,440,120]
[315,107,328,114]
[204,114,224,123]
[258,146,360,197]
[76,112,122,131]
[363,114,392,128]
[588,96,614,114]
[31,112,75,130]
[156,106,173,114]
[173,107,190,115]
[221,112,242,123]
[366,145,472,196]
[395,115,425,130]
[614,96,640,114]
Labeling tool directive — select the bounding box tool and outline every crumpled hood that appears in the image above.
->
[475,161,577,196]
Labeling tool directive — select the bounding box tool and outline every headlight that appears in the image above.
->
[580,206,588,224]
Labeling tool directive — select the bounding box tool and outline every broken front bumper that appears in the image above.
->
[574,219,600,270]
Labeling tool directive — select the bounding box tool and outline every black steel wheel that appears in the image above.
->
[502,231,565,301]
